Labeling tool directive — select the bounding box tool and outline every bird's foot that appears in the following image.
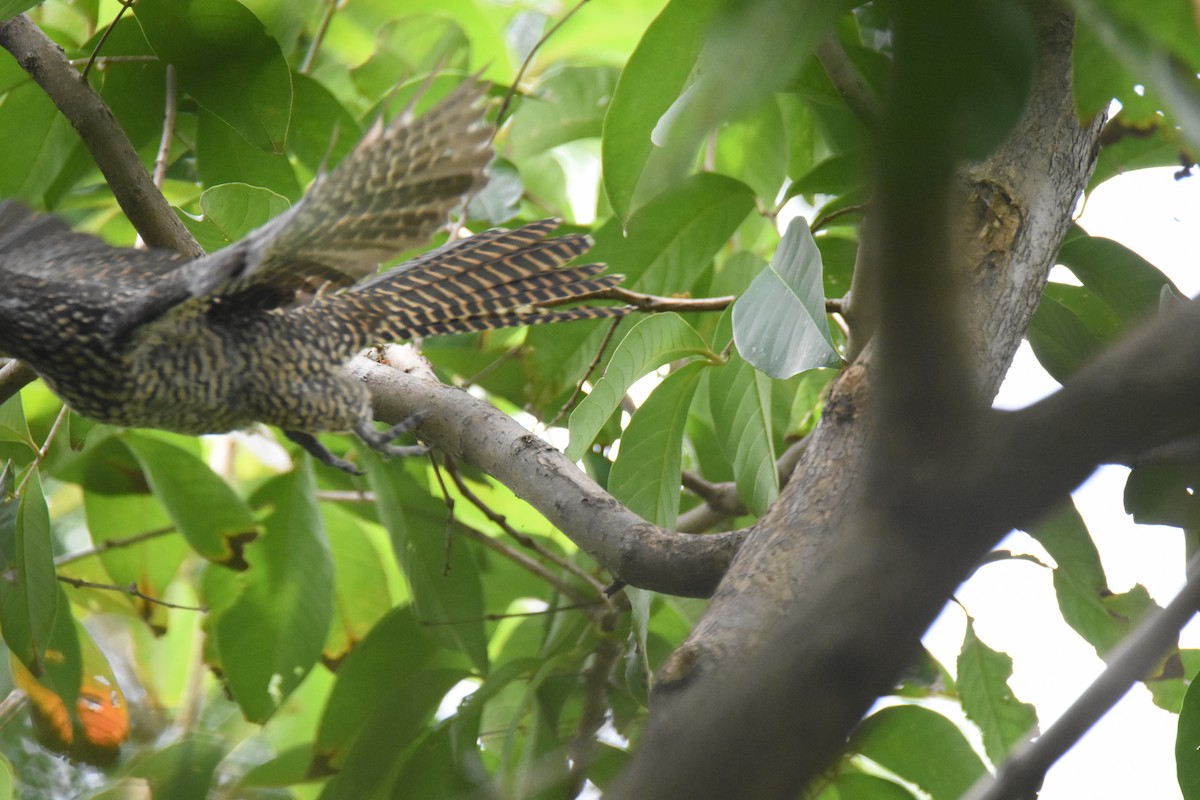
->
[354,413,431,458]
[284,430,363,474]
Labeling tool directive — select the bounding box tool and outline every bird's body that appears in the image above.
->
[0,80,625,469]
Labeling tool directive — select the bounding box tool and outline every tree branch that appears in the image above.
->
[0,14,201,256]
[345,347,745,598]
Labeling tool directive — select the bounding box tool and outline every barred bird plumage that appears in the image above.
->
[0,79,627,472]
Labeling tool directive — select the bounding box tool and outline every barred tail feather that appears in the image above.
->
[311,219,631,345]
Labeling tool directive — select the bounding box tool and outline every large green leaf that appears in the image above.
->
[1028,502,1161,657]
[312,605,467,777]
[365,455,489,672]
[609,361,707,528]
[956,618,1038,765]
[187,183,291,252]
[1177,666,1200,799]
[733,218,841,379]
[125,736,225,800]
[601,0,724,222]
[0,470,57,676]
[1026,292,1104,381]
[0,81,78,203]
[851,705,988,800]
[321,504,393,666]
[194,109,302,200]
[121,433,260,570]
[1058,230,1182,322]
[136,0,292,152]
[566,313,712,461]
[0,1,40,20]
[212,465,333,722]
[509,66,621,159]
[707,348,778,516]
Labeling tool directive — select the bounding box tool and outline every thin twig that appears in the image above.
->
[315,489,377,503]
[813,33,879,123]
[0,359,37,406]
[810,203,868,234]
[57,575,207,612]
[300,0,340,75]
[494,0,591,129]
[545,316,623,429]
[69,56,159,68]
[568,610,624,796]
[421,599,609,626]
[151,64,176,188]
[677,438,810,532]
[54,525,177,567]
[594,287,735,313]
[430,454,457,576]
[444,459,611,598]
[82,0,136,80]
[450,518,596,606]
[964,549,1200,800]
[463,345,522,387]
[15,404,68,498]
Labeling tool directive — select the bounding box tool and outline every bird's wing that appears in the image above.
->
[0,201,186,293]
[184,77,493,303]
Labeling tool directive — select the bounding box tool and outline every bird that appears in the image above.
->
[0,78,627,473]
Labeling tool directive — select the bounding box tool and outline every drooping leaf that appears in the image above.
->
[321,505,393,666]
[566,313,711,461]
[121,433,260,570]
[365,455,489,672]
[136,0,293,152]
[733,217,841,379]
[851,704,988,800]
[1026,292,1104,381]
[0,470,57,676]
[211,465,333,722]
[1125,462,1200,529]
[601,0,724,222]
[509,65,621,159]
[957,618,1038,765]
[1058,229,1182,322]
[609,361,707,528]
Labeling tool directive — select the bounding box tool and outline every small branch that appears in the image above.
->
[594,287,734,313]
[495,0,590,128]
[545,316,623,429]
[347,348,745,598]
[444,457,611,599]
[964,548,1200,800]
[151,65,176,188]
[315,489,377,503]
[70,55,159,68]
[82,0,135,80]
[681,471,745,515]
[810,203,867,234]
[421,600,608,626]
[300,0,340,75]
[677,438,810,532]
[0,360,37,406]
[14,405,68,497]
[568,612,624,796]
[0,15,202,257]
[57,575,206,612]
[54,525,177,567]
[450,518,595,606]
[814,33,879,123]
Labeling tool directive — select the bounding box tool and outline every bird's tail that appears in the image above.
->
[308,219,629,345]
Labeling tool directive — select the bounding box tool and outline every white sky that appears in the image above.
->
[923,166,1200,799]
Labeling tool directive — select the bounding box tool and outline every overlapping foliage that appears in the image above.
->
[0,0,1196,798]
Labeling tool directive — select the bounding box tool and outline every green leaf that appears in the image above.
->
[1068,0,1200,152]
[851,705,988,800]
[191,183,291,251]
[509,66,621,159]
[609,361,707,527]
[0,751,12,800]
[195,109,302,200]
[525,172,754,408]
[957,618,1038,765]
[733,218,841,378]
[1177,664,1200,799]
[708,310,778,515]
[1026,292,1104,381]
[0,81,78,203]
[817,770,920,800]
[211,465,333,722]
[601,0,724,222]
[121,433,260,569]
[365,455,489,672]
[1028,501,1160,657]
[313,605,467,775]
[566,313,711,461]
[1125,463,1200,529]
[322,504,393,665]
[83,491,186,607]
[0,470,57,676]
[126,736,225,800]
[713,98,789,203]
[0,1,40,20]
[135,0,292,152]
[1058,230,1182,323]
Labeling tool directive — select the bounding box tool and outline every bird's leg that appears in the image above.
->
[354,411,430,458]
[284,430,363,474]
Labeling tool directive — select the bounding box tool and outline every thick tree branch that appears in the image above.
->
[345,348,745,598]
[0,14,201,257]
